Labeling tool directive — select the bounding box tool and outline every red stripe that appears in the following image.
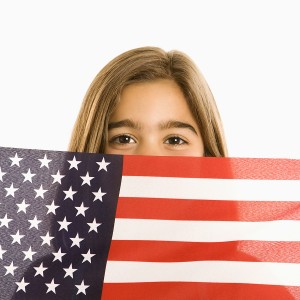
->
[123,155,300,180]
[101,282,297,300]
[107,240,300,263]
[116,197,300,221]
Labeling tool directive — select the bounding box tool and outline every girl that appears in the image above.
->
[68,46,227,157]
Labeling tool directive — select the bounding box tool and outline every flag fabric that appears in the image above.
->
[1,146,300,299]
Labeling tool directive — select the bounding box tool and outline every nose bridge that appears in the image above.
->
[136,139,163,156]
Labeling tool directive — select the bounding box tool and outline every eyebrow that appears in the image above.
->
[108,119,198,135]
[159,120,198,135]
[108,119,141,130]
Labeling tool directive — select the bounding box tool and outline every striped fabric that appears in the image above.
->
[1,147,299,299]
[102,155,300,299]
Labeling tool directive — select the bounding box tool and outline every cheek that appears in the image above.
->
[104,144,113,154]
[186,147,204,157]
[105,147,123,155]
[190,139,205,157]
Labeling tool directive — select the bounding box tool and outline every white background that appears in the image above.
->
[0,1,299,158]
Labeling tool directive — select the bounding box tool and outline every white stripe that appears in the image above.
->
[120,176,300,201]
[112,219,300,242]
[104,260,300,286]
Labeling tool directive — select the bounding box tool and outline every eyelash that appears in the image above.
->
[109,134,188,146]
[164,135,188,146]
[109,134,136,145]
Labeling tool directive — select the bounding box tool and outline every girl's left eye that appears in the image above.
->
[164,136,187,145]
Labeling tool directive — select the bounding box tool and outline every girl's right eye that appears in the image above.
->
[109,134,136,144]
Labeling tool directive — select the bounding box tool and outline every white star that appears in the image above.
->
[87,218,102,233]
[23,246,37,261]
[82,249,95,263]
[9,153,23,167]
[63,186,77,200]
[45,279,60,294]
[34,184,48,199]
[75,280,89,295]
[22,168,36,183]
[5,183,18,197]
[16,199,30,214]
[80,171,94,186]
[15,277,29,292]
[67,156,81,170]
[4,261,18,276]
[28,215,42,229]
[0,245,7,259]
[38,154,52,168]
[41,231,54,246]
[51,170,65,184]
[75,203,89,216]
[70,233,84,248]
[0,214,13,228]
[63,263,77,278]
[34,262,47,277]
[11,230,24,244]
[97,157,110,171]
[46,200,59,215]
[92,187,106,202]
[52,247,66,262]
[0,167,7,181]
[57,217,71,231]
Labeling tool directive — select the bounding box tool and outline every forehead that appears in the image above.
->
[121,79,183,98]
[108,79,199,131]
[123,78,181,91]
[114,79,190,115]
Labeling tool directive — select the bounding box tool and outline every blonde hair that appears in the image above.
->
[68,46,227,156]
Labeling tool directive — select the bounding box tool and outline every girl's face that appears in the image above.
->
[105,79,204,156]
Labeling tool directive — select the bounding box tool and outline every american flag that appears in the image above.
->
[1,146,300,299]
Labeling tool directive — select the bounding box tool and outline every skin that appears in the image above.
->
[105,79,204,156]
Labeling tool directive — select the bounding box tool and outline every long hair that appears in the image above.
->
[68,46,227,156]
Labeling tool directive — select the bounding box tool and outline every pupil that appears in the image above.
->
[170,137,180,144]
[119,136,130,143]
